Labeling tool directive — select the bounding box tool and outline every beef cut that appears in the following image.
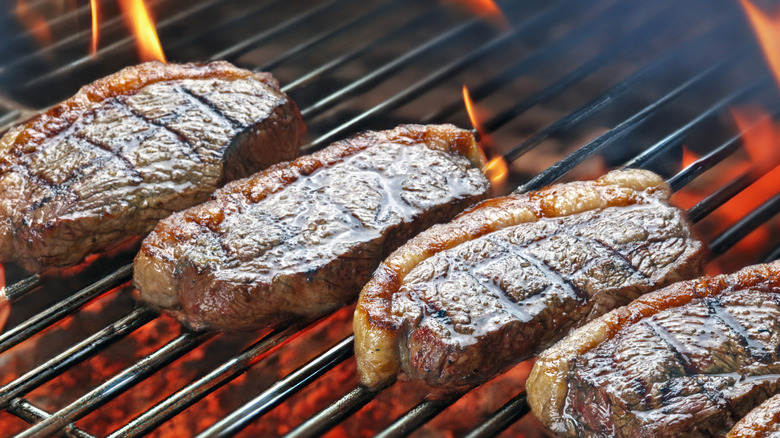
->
[0,61,304,272]
[134,124,489,331]
[528,260,780,438]
[728,393,780,438]
[354,169,703,391]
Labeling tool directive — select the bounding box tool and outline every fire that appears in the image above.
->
[681,145,699,169]
[90,0,99,55]
[446,0,508,28]
[15,0,52,47]
[463,85,508,188]
[118,0,167,63]
[0,264,7,332]
[739,0,780,88]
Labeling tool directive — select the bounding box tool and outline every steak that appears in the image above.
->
[728,393,780,438]
[354,169,703,391]
[527,260,780,438]
[134,124,490,331]
[0,61,304,272]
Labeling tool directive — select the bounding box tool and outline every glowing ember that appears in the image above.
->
[90,0,99,55]
[118,0,167,63]
[15,0,52,47]
[681,145,699,169]
[739,0,780,88]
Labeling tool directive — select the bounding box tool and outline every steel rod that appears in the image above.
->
[483,5,674,133]
[283,386,379,438]
[0,307,158,408]
[686,166,772,224]
[7,399,96,438]
[374,392,463,438]
[623,76,769,169]
[709,192,780,256]
[197,336,355,438]
[3,273,41,303]
[107,324,303,438]
[305,0,584,149]
[209,0,348,61]
[515,51,741,194]
[257,0,401,72]
[462,391,530,438]
[14,330,214,438]
[0,264,133,354]
[667,107,780,192]
[21,0,227,91]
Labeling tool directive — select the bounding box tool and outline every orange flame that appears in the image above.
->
[118,0,167,63]
[681,145,699,169]
[90,0,99,55]
[463,85,507,187]
[739,0,780,88]
[15,0,52,47]
[447,0,508,28]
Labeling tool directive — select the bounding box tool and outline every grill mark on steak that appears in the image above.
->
[527,261,780,438]
[134,124,489,331]
[705,297,773,363]
[354,169,704,390]
[0,61,304,271]
[179,86,244,131]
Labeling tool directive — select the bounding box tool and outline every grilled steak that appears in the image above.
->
[354,169,703,391]
[0,61,304,272]
[528,260,780,438]
[134,124,489,331]
[728,393,780,438]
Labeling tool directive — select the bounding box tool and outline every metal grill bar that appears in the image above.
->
[0,264,132,354]
[374,393,463,438]
[197,336,354,438]
[462,392,529,438]
[284,386,378,438]
[0,307,158,409]
[106,324,304,438]
[709,193,780,256]
[516,51,742,193]
[14,331,214,438]
[209,0,347,61]
[687,165,774,223]
[8,400,96,438]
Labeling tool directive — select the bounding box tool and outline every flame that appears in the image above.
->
[446,0,508,28]
[90,0,99,55]
[118,0,166,63]
[463,85,507,187]
[739,0,780,88]
[15,0,53,47]
[681,145,699,169]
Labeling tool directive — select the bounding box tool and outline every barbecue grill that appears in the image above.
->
[1,0,779,436]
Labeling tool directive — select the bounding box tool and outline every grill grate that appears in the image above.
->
[1,0,779,436]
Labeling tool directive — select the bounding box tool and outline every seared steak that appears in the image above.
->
[354,169,703,391]
[134,124,489,331]
[0,61,304,272]
[728,394,780,438]
[528,260,780,438]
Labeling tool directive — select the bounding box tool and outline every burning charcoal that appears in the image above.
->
[528,260,780,438]
[354,169,703,391]
[134,124,490,331]
[0,61,304,272]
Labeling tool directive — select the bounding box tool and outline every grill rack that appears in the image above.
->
[1,0,779,436]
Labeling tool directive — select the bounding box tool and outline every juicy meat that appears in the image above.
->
[134,124,489,331]
[728,394,780,438]
[0,61,304,272]
[527,260,780,438]
[354,169,703,391]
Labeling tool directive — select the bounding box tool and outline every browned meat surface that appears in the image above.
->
[354,169,703,391]
[134,124,489,331]
[528,260,780,438]
[0,61,304,272]
[729,394,780,438]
